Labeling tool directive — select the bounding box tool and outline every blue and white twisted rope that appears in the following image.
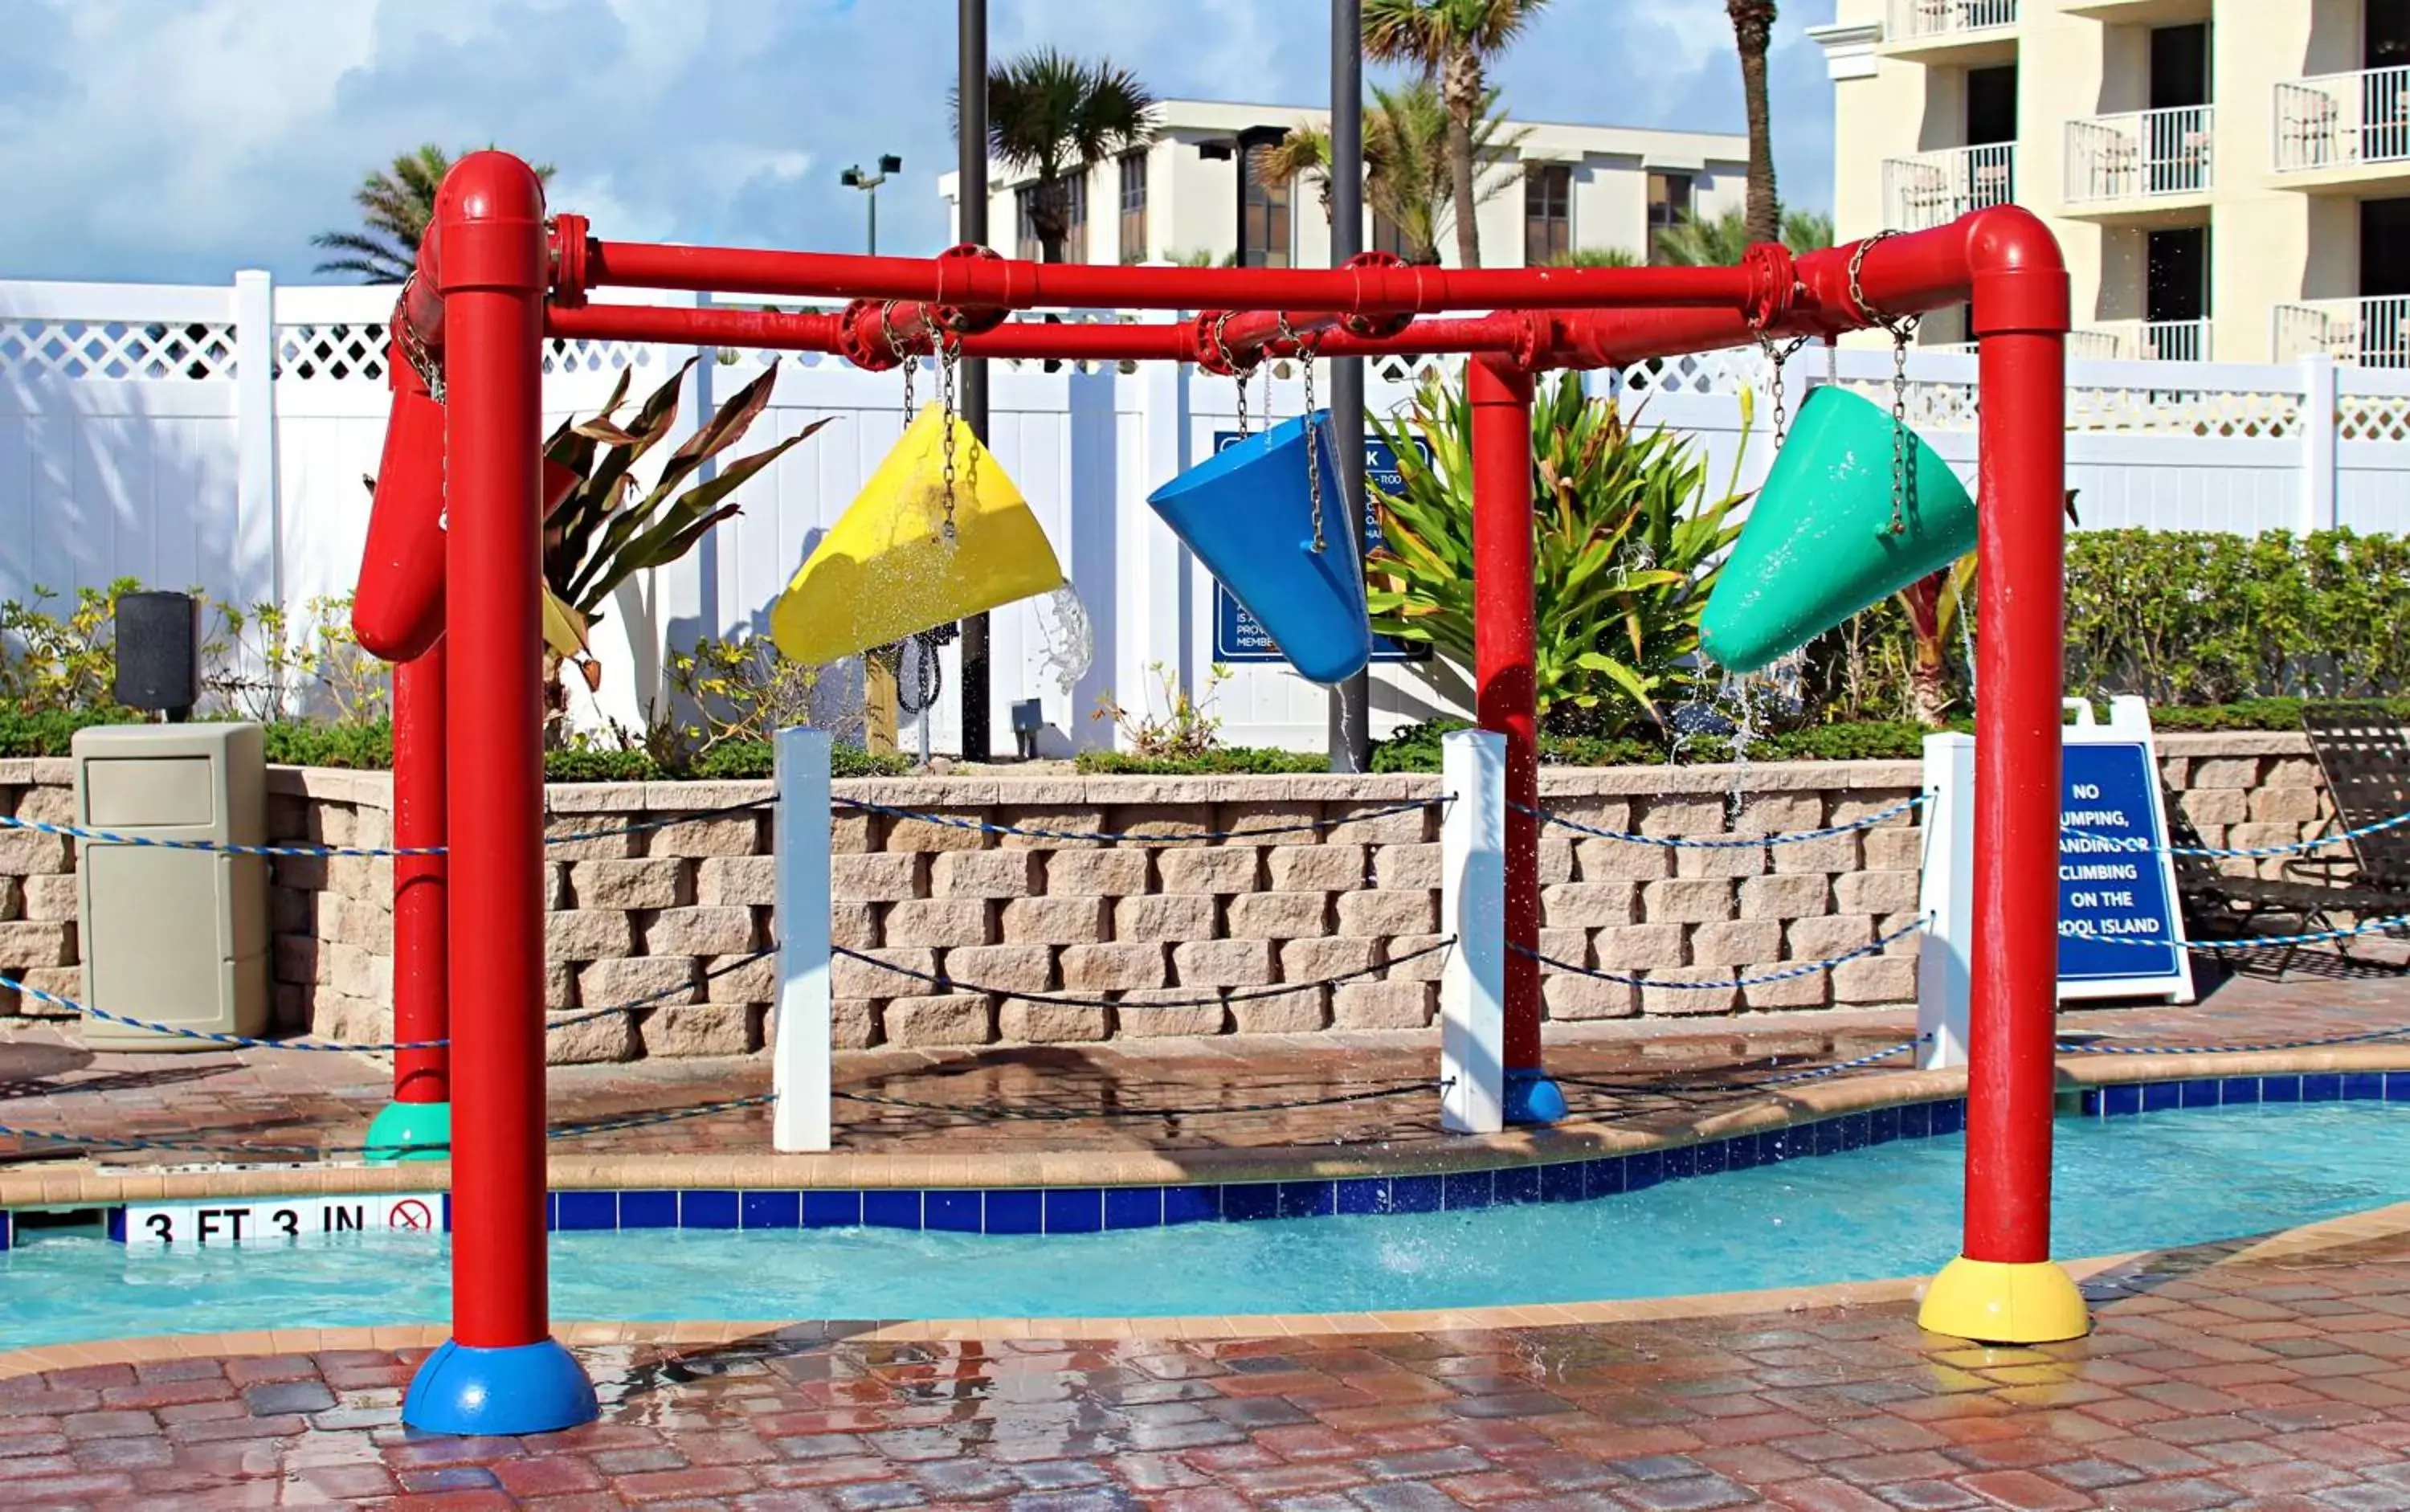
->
[1519,793,1923,849]
[1513,916,1925,991]
[832,936,1456,1008]
[2057,1025,2410,1057]
[2059,912,2410,952]
[1761,1035,1927,1086]
[2062,803,2410,860]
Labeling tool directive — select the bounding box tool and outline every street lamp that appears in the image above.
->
[838,153,904,255]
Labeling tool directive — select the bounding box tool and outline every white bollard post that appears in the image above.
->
[1440,728,1507,1134]
[1917,733,1975,1069]
[772,727,833,1153]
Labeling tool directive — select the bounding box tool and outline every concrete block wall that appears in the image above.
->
[0,731,2345,1060]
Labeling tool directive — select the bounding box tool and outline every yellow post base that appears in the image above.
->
[1918,1256,2091,1344]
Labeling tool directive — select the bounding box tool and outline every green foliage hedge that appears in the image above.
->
[1074,746,1334,776]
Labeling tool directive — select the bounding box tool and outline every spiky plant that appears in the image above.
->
[311,145,556,283]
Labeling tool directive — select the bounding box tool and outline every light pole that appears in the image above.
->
[839,153,903,255]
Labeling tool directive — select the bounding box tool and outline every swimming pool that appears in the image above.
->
[6,1086,2405,1352]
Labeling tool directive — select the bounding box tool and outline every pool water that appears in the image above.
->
[6,1101,2404,1351]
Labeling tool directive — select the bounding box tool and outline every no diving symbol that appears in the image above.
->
[389,1199,434,1232]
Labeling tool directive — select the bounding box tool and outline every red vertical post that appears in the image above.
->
[401,152,598,1434]
[365,643,451,1162]
[1918,210,2088,1343]
[1468,356,1560,1122]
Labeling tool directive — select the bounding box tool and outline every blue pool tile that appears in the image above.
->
[1661,1146,1697,1182]
[2262,1076,2302,1104]
[1278,1182,1336,1220]
[1162,1185,1220,1225]
[0,1212,10,1252]
[619,1191,677,1229]
[924,1191,981,1233]
[107,1208,125,1244]
[1493,1166,1541,1206]
[2302,1073,2343,1104]
[2142,1081,2182,1113]
[1931,1100,1967,1135]
[2220,1076,2261,1105]
[681,1191,739,1230]
[441,1195,452,1233]
[2389,1072,2410,1102]
[1104,1187,1162,1230]
[860,1190,921,1230]
[1044,1188,1104,1234]
[1692,1138,1728,1176]
[1442,1171,1495,1211]
[985,1190,1043,1234]
[1624,1150,1665,1191]
[1387,1175,1442,1215]
[1869,1106,1901,1146]
[1336,1178,1390,1216]
[2102,1085,2144,1118]
[556,1191,617,1232]
[802,1191,862,1229]
[545,1192,560,1231]
[1812,1119,1847,1156]
[1721,1134,1761,1172]
[741,1191,800,1230]
[1583,1158,1625,1198]
[1839,1114,1871,1150]
[1897,1101,1932,1139]
[2345,1073,2386,1103]
[1221,1183,1279,1223]
[2179,1080,2219,1110]
[1539,1163,1584,1203]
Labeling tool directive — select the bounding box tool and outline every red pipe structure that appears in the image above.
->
[366,151,2081,1432]
[363,644,450,1157]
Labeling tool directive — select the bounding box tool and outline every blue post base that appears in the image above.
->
[1504,1071,1566,1126]
[403,1338,598,1436]
[364,1100,451,1164]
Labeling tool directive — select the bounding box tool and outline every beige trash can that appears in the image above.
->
[71,724,270,1052]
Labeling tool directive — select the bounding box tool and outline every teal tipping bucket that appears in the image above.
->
[1146,410,1373,685]
[1700,385,1977,672]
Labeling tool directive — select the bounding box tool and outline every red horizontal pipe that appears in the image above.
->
[544,304,1529,363]
[1203,309,1349,363]
[582,239,1757,315]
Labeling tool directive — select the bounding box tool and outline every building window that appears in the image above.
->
[1117,152,1149,263]
[1646,171,1693,263]
[1015,175,1088,262]
[1523,164,1571,266]
[1238,128,1292,268]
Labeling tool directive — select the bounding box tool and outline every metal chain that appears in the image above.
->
[395,272,443,403]
[882,301,916,433]
[1757,333,1812,449]
[1279,313,1328,554]
[1846,231,1921,537]
[937,331,962,543]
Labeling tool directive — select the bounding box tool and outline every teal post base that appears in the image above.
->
[365,1100,451,1163]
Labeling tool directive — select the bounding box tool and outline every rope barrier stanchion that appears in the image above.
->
[1441,727,1512,1134]
[771,729,834,1154]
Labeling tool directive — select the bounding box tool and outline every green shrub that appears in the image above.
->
[0,706,133,757]
[261,719,394,770]
[690,739,909,780]
[1074,746,1333,776]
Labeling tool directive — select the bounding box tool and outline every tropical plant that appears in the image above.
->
[1892,556,1977,728]
[1093,662,1232,760]
[1726,1,1781,246]
[1551,247,1640,268]
[1362,0,1552,268]
[1366,373,1751,732]
[974,49,1157,263]
[660,631,821,764]
[0,579,135,713]
[1253,124,1338,221]
[538,362,821,728]
[1248,82,1521,268]
[311,145,558,283]
[1654,206,1835,266]
[1166,247,1240,267]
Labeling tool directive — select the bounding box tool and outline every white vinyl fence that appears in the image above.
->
[3,273,2408,754]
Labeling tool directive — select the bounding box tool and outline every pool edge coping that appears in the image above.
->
[6,1196,2406,1382]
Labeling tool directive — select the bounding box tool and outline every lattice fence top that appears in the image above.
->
[2341,394,2410,442]
[276,323,386,382]
[0,320,237,380]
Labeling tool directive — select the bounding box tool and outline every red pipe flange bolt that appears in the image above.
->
[1190,311,1246,376]
[548,213,592,308]
[1341,252,1413,339]
[835,299,902,370]
[930,244,1008,337]
[1740,241,1797,332]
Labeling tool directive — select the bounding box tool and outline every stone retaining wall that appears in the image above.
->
[0,732,2341,1060]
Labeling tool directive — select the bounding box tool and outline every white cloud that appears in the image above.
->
[0,0,1836,284]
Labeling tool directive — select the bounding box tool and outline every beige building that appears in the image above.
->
[1811,0,2410,363]
[939,99,1748,272]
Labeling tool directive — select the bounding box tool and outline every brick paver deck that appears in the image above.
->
[8,1216,2410,1508]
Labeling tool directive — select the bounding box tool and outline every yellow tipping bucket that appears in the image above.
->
[770,404,1066,665]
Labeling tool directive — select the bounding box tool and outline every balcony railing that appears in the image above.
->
[2274,65,2410,174]
[2065,106,2214,203]
[1883,144,2017,232]
[2273,296,2410,366]
[1887,0,2019,44]
[1927,329,2123,360]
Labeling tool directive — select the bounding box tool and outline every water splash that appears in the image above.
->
[1035,582,1095,698]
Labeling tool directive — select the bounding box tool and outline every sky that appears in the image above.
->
[0,0,1840,286]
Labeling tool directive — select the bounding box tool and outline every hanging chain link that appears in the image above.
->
[882,301,916,432]
[1756,333,1812,448]
[1277,313,1328,554]
[396,272,443,402]
[937,329,962,543]
[1846,230,1921,537]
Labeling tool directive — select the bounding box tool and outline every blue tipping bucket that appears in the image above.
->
[1146,409,1374,685]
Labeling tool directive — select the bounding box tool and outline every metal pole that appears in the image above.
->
[1327,0,1370,772]
[957,0,991,761]
[868,186,878,257]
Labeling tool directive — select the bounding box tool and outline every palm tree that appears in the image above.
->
[1652,206,1832,266]
[1253,124,1338,222]
[978,49,1157,264]
[1361,0,1551,269]
[312,145,557,283]
[1551,247,1640,268]
[1726,1,1781,246]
